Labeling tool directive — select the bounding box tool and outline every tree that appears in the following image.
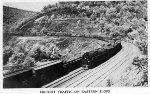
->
[23,56,35,67]
[3,46,14,65]
[8,52,25,65]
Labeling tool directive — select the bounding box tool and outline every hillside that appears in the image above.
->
[3,6,37,33]
[3,6,37,46]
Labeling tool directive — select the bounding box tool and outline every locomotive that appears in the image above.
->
[81,42,122,69]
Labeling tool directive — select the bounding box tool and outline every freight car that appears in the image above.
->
[81,42,122,69]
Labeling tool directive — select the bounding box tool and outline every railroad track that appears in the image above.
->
[64,42,138,88]
[95,43,140,87]
[42,42,139,88]
[65,42,138,88]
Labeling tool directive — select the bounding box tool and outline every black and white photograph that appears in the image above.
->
[2,0,149,93]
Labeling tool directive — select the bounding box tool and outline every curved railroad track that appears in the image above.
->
[42,42,140,88]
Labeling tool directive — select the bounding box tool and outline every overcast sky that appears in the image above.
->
[3,2,58,12]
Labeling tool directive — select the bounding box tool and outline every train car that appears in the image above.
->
[81,42,122,69]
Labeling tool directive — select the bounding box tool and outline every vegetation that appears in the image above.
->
[28,43,61,62]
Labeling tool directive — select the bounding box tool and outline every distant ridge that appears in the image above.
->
[3,6,37,26]
[4,5,37,13]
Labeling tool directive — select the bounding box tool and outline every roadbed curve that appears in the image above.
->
[44,42,139,88]
[60,42,137,88]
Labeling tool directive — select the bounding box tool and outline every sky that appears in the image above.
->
[3,2,58,12]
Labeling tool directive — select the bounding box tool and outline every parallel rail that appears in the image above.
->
[42,42,139,88]
[69,44,130,87]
